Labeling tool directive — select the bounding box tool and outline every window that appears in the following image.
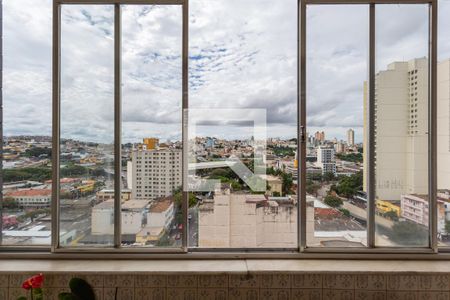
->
[1,0,448,256]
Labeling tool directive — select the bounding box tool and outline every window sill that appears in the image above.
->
[1,258,450,274]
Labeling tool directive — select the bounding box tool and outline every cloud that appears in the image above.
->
[2,0,450,144]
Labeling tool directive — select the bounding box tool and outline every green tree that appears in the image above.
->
[384,210,399,221]
[322,172,335,182]
[2,197,18,209]
[390,221,428,246]
[324,195,343,208]
[445,220,450,234]
[281,173,293,195]
[339,208,351,217]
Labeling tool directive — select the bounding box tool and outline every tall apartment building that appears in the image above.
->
[316,146,336,175]
[314,131,325,143]
[363,57,432,201]
[130,148,182,200]
[438,59,450,191]
[347,128,355,146]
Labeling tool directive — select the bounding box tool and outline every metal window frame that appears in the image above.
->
[51,0,188,253]
[0,0,442,258]
[299,0,438,254]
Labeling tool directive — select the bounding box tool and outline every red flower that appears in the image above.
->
[22,273,44,290]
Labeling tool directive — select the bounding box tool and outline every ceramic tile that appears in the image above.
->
[167,275,198,288]
[104,275,134,288]
[258,274,291,289]
[229,274,259,288]
[0,275,9,288]
[387,291,418,300]
[9,274,35,288]
[135,275,167,287]
[259,288,290,300]
[322,289,354,300]
[0,288,8,300]
[418,291,450,300]
[8,287,28,300]
[166,288,197,300]
[45,274,73,288]
[135,287,166,300]
[355,290,386,300]
[291,274,322,289]
[290,289,322,300]
[228,288,259,300]
[73,274,105,288]
[387,275,419,291]
[104,287,134,300]
[43,287,71,300]
[323,274,355,289]
[418,275,450,291]
[198,274,228,288]
[355,274,386,290]
[197,288,228,300]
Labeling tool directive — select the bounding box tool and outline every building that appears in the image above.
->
[400,194,450,234]
[334,142,345,154]
[143,138,159,150]
[91,200,149,237]
[198,188,297,248]
[5,189,52,208]
[96,189,132,202]
[364,58,429,201]
[258,174,283,195]
[314,131,325,143]
[347,129,355,146]
[147,197,175,231]
[316,146,336,175]
[130,148,182,200]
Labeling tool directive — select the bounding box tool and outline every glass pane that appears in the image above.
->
[306,5,368,247]
[121,5,182,248]
[437,0,450,247]
[189,0,298,248]
[60,5,115,247]
[1,0,52,246]
[375,5,429,247]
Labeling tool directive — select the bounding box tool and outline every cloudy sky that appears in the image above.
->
[3,0,450,144]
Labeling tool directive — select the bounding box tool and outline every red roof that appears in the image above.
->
[7,189,52,197]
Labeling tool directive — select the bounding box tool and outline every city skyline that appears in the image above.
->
[4,2,450,144]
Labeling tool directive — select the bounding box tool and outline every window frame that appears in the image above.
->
[0,0,442,257]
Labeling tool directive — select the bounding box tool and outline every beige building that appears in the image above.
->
[198,188,297,248]
[364,58,429,201]
[347,129,355,146]
[130,148,182,200]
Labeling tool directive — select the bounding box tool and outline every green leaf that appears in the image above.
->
[69,278,95,300]
[17,296,27,300]
[58,292,78,300]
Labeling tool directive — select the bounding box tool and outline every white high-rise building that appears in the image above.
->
[316,146,336,175]
[130,148,182,200]
[347,129,355,146]
[438,59,450,190]
[370,58,428,201]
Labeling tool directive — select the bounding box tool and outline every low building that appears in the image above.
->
[401,193,449,233]
[96,189,132,202]
[5,189,52,208]
[258,174,283,195]
[198,188,297,248]
[147,197,175,230]
[91,200,150,237]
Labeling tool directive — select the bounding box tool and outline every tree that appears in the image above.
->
[23,147,52,158]
[445,220,450,234]
[324,195,343,208]
[281,173,293,196]
[384,210,399,221]
[2,197,18,209]
[334,172,363,199]
[322,172,335,182]
[390,221,428,245]
[339,208,351,217]
[306,180,320,196]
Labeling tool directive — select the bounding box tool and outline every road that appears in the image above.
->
[342,201,394,229]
